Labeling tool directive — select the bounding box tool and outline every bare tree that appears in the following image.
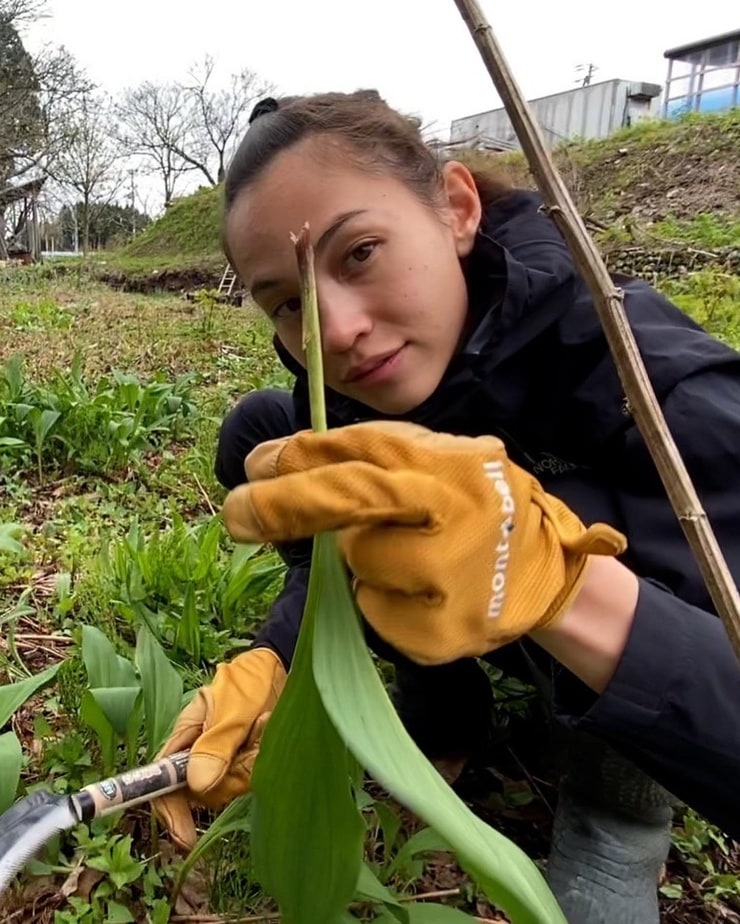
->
[50,92,122,254]
[115,82,197,209]
[181,56,273,183]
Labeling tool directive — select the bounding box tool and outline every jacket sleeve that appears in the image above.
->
[554,577,740,841]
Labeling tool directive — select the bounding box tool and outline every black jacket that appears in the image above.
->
[247,190,740,838]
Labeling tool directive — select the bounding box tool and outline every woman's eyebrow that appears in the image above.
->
[250,209,369,300]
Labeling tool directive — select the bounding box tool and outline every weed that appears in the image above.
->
[103,514,285,665]
[0,354,198,480]
[663,271,740,347]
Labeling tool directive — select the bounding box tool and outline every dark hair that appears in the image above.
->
[223,90,510,223]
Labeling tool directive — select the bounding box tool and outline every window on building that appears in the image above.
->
[665,34,740,117]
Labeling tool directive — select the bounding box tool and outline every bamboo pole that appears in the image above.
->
[452,0,740,661]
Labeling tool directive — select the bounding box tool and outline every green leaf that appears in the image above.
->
[176,584,200,662]
[0,731,22,812]
[81,625,138,690]
[251,558,365,924]
[372,800,403,863]
[33,408,60,444]
[148,898,172,924]
[311,534,566,924]
[0,522,25,556]
[89,687,142,738]
[387,828,451,881]
[0,663,60,727]
[80,690,117,775]
[355,863,408,922]
[135,627,183,757]
[104,899,135,923]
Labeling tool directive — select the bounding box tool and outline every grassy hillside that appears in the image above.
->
[123,185,224,260]
[461,109,740,247]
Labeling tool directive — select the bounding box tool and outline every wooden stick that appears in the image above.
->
[452,0,740,661]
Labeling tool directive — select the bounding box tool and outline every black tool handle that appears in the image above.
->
[71,751,189,822]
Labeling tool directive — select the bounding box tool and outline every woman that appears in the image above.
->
[155,91,740,923]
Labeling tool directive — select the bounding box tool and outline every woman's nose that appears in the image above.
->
[319,286,373,354]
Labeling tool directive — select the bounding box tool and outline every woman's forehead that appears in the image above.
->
[227,150,408,258]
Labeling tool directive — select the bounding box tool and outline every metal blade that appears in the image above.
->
[0,790,78,894]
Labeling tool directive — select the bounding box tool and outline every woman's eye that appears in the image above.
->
[272,298,302,320]
[346,241,377,268]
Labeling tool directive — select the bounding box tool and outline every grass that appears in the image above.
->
[1,268,739,922]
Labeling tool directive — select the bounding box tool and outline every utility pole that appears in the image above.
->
[575,63,598,87]
[129,169,136,235]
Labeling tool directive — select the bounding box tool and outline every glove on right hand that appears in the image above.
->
[222,422,626,665]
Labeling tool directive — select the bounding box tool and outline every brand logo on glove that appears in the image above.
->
[483,461,515,620]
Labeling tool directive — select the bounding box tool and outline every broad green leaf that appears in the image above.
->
[80,690,117,775]
[81,625,138,690]
[135,627,183,757]
[0,663,60,727]
[251,569,365,924]
[311,534,566,924]
[0,731,22,812]
[33,408,60,443]
[89,687,142,738]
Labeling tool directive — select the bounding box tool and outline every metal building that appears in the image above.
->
[663,29,740,117]
[449,79,662,151]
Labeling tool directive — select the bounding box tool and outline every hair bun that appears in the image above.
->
[249,97,280,125]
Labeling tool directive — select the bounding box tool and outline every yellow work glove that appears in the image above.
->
[153,647,286,850]
[222,422,626,666]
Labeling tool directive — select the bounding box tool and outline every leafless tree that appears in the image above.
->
[115,82,197,209]
[181,55,273,183]
[49,92,122,254]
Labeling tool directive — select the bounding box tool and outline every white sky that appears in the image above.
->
[24,1,737,209]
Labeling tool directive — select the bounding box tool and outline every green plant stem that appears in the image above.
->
[292,225,327,433]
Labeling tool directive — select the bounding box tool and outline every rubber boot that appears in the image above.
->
[546,739,675,924]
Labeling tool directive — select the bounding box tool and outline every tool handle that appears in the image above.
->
[71,751,190,822]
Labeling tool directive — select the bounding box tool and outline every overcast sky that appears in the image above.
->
[28,1,736,131]
[24,1,736,211]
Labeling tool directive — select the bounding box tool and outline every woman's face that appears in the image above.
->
[225,138,482,415]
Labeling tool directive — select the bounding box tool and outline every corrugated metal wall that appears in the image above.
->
[450,79,661,150]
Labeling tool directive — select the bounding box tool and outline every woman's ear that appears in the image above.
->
[441,161,482,257]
